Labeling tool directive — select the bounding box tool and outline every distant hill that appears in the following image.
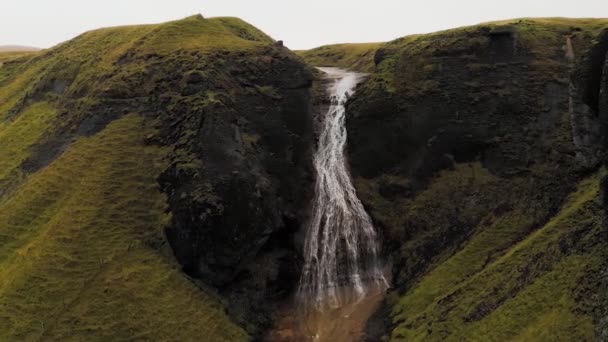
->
[0,47,41,65]
[0,45,40,52]
[296,42,383,72]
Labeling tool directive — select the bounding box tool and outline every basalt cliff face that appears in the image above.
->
[3,14,608,342]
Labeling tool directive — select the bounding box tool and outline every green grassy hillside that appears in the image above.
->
[296,42,383,72]
[0,14,299,340]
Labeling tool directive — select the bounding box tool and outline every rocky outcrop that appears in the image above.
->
[343,19,608,340]
[158,47,314,331]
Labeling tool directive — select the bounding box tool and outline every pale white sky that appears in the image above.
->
[1,0,607,50]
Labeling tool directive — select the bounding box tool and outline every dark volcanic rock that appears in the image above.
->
[158,46,314,334]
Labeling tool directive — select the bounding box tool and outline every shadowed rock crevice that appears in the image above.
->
[487,26,517,60]
[573,28,608,117]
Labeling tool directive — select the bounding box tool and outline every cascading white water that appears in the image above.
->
[298,67,387,311]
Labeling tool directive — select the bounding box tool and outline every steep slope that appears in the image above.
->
[296,43,383,73]
[343,18,608,340]
[0,14,313,339]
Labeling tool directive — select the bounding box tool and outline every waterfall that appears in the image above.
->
[298,67,388,311]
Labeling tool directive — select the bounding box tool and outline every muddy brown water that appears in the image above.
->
[266,284,386,342]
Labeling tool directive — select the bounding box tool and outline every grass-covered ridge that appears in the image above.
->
[0,13,281,192]
[0,14,274,116]
[0,14,296,340]
[296,42,383,72]
[371,17,608,95]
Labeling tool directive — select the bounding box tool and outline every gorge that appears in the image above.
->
[298,67,387,312]
[1,14,608,342]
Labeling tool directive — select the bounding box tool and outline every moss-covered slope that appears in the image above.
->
[0,14,313,340]
[345,18,608,340]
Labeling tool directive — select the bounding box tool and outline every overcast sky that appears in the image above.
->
[1,0,607,50]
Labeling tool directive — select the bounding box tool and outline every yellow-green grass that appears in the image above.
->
[389,170,604,341]
[0,102,56,188]
[0,114,247,341]
[137,16,273,54]
[387,17,608,57]
[296,42,383,72]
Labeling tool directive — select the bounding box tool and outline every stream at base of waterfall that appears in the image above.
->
[267,68,388,342]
